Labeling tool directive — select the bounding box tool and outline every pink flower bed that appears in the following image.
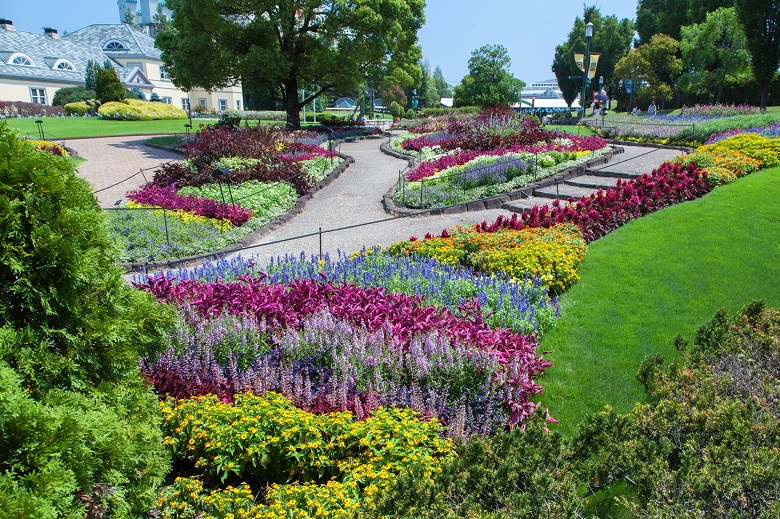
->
[127,184,253,226]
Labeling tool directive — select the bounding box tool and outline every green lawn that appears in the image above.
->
[539,166,780,434]
[3,117,216,139]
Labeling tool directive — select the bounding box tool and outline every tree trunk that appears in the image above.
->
[284,77,301,128]
[761,81,770,111]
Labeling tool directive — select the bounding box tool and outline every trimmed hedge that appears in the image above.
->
[99,99,187,120]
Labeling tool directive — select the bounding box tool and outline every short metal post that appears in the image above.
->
[319,227,323,261]
[162,207,171,246]
[420,177,424,207]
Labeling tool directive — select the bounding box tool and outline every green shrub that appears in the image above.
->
[52,86,96,107]
[0,361,170,518]
[0,121,173,391]
[368,414,581,519]
[98,99,187,120]
[571,302,780,518]
[389,101,403,119]
[64,101,90,116]
[406,108,417,119]
[96,66,126,103]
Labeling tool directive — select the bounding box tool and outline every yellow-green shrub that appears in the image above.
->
[64,101,89,116]
[98,98,187,120]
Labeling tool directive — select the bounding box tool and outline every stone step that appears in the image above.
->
[582,168,637,179]
[565,174,623,190]
[501,195,555,214]
[533,183,598,200]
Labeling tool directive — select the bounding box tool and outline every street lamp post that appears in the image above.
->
[580,22,594,121]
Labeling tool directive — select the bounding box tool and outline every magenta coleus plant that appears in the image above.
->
[127,183,253,226]
[465,161,710,242]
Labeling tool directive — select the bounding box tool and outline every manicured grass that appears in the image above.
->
[547,124,596,136]
[539,166,780,434]
[3,117,217,139]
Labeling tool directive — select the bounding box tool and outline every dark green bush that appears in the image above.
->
[96,67,126,104]
[405,108,417,119]
[572,302,780,518]
[52,86,96,107]
[389,101,403,119]
[368,414,581,518]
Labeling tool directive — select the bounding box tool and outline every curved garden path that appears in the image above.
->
[70,134,685,269]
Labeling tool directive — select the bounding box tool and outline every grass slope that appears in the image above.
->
[540,166,780,434]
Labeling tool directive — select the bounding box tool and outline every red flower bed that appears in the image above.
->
[127,184,253,226]
[430,161,711,243]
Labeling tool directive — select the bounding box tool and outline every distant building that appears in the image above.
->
[117,0,171,36]
[518,79,580,112]
[0,19,242,112]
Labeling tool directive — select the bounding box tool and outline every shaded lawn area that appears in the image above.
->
[539,166,780,435]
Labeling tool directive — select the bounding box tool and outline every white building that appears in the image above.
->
[0,18,242,112]
[117,0,172,35]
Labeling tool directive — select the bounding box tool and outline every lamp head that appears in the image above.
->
[585,22,594,38]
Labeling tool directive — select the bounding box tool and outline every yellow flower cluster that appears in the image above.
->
[678,133,780,185]
[125,201,233,230]
[29,139,68,157]
[389,223,586,293]
[158,393,454,518]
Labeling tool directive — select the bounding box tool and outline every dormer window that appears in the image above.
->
[104,40,128,51]
[53,59,75,71]
[9,53,34,66]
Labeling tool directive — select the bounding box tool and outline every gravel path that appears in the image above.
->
[69,134,686,270]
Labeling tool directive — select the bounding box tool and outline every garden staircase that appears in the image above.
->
[501,144,685,214]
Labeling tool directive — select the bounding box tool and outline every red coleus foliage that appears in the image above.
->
[432,161,711,243]
[136,275,548,373]
[127,184,253,226]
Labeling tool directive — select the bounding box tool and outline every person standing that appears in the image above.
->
[647,100,657,116]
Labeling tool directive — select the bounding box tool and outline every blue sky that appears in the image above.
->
[5,0,638,87]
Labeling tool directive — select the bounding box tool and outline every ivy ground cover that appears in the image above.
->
[107,125,343,262]
[390,107,609,209]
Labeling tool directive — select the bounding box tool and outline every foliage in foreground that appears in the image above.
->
[0,123,173,517]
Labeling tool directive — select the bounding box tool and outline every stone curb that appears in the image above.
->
[381,146,624,217]
[119,151,355,273]
[606,139,694,154]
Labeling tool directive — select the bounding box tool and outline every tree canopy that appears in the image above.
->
[453,44,524,108]
[552,6,634,109]
[735,0,780,109]
[636,0,734,44]
[615,34,682,108]
[156,0,425,127]
[679,7,749,103]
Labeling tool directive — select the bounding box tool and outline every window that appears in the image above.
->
[161,96,172,104]
[218,99,227,111]
[104,40,129,51]
[126,61,143,71]
[181,97,191,111]
[30,87,47,104]
[54,59,75,71]
[9,53,34,66]
[198,98,207,107]
[236,100,241,110]
[160,65,169,80]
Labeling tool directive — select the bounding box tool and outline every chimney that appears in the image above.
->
[43,27,60,39]
[0,19,16,31]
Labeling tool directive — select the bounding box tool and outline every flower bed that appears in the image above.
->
[136,274,551,433]
[157,392,454,518]
[389,224,586,294]
[588,109,779,145]
[389,108,608,209]
[107,126,343,262]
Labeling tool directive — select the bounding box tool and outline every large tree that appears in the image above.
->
[636,0,734,44]
[615,34,682,108]
[680,7,749,103]
[551,6,634,109]
[433,66,452,98]
[735,0,780,110]
[453,44,524,108]
[156,0,425,127]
